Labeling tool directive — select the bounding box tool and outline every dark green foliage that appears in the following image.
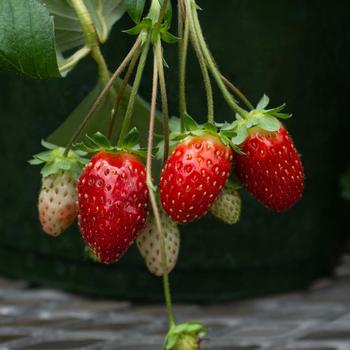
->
[0,0,60,78]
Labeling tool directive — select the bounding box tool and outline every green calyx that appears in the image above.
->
[74,129,156,159]
[124,0,178,45]
[157,113,246,159]
[220,94,291,146]
[164,321,206,350]
[156,113,221,159]
[29,140,88,179]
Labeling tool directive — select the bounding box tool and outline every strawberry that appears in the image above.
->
[210,188,241,224]
[30,141,87,236]
[233,125,304,212]
[137,211,180,276]
[39,171,77,236]
[164,322,206,350]
[160,135,233,224]
[77,151,148,264]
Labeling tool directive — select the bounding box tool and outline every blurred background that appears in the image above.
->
[0,0,350,303]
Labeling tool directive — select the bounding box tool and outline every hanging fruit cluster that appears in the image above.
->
[30,0,305,349]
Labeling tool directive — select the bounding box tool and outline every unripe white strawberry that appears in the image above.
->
[30,141,87,237]
[210,189,241,224]
[38,171,77,236]
[137,212,180,276]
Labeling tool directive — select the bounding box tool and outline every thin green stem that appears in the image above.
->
[118,38,151,147]
[146,54,175,328]
[156,0,169,27]
[221,75,254,111]
[59,46,90,76]
[64,37,141,155]
[188,0,249,119]
[155,40,170,163]
[70,0,110,87]
[186,1,214,123]
[178,1,189,131]
[107,47,142,140]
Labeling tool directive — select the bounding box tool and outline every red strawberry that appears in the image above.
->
[233,125,304,212]
[77,151,148,264]
[160,135,233,223]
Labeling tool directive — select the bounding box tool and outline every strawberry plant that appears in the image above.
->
[1,0,305,348]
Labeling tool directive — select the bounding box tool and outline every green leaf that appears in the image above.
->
[90,132,112,148]
[203,122,217,133]
[258,115,281,132]
[231,125,248,145]
[183,113,199,131]
[271,112,291,119]
[169,117,181,133]
[265,103,286,114]
[41,140,57,150]
[256,94,270,109]
[0,0,60,78]
[33,151,53,162]
[124,18,153,35]
[164,334,178,350]
[123,127,140,148]
[39,0,125,76]
[123,0,146,23]
[28,158,44,166]
[161,31,179,44]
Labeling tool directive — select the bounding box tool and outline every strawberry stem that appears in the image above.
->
[64,37,142,156]
[185,0,214,124]
[178,0,189,132]
[117,37,151,147]
[107,47,142,140]
[155,0,170,31]
[187,0,250,119]
[147,52,175,328]
[155,40,170,163]
[221,74,254,111]
[70,0,114,98]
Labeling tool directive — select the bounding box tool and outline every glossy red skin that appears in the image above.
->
[77,152,148,264]
[233,126,304,212]
[160,135,233,224]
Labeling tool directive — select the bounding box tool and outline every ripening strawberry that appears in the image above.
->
[160,135,233,224]
[137,212,180,276]
[77,152,148,264]
[38,171,77,236]
[233,125,304,212]
[210,188,241,224]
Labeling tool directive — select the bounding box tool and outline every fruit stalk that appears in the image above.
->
[147,52,175,327]
[107,47,142,140]
[178,0,189,132]
[221,74,254,111]
[185,0,214,124]
[70,0,111,89]
[155,0,170,29]
[118,38,151,146]
[186,0,249,119]
[64,36,142,156]
[155,40,170,162]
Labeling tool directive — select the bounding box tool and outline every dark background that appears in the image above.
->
[0,0,349,302]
